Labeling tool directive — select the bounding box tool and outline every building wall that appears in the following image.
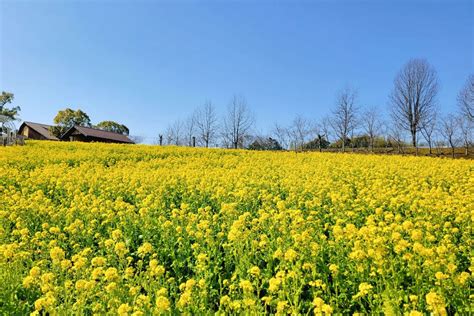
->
[68,135,88,142]
[20,126,29,137]
[88,136,128,143]
[21,126,48,140]
[68,135,128,143]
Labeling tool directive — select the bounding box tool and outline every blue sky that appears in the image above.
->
[1,0,472,142]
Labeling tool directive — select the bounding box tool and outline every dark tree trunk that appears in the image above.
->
[411,132,418,156]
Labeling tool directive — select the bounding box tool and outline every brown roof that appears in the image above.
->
[62,125,134,143]
[20,121,59,140]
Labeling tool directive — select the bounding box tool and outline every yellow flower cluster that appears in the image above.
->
[0,141,472,314]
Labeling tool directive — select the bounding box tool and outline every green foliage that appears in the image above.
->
[0,91,20,120]
[304,135,330,150]
[373,136,391,148]
[248,137,283,150]
[329,137,350,148]
[330,135,391,149]
[50,108,91,138]
[96,121,130,135]
[351,135,372,148]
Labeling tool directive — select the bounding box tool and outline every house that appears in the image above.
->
[17,121,59,141]
[61,125,134,144]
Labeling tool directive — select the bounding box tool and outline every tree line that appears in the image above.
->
[2,58,473,156]
[48,108,130,138]
[160,59,473,157]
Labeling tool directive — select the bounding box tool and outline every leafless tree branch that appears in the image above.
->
[458,74,474,122]
[389,58,439,154]
[196,101,219,148]
[222,95,255,149]
[330,87,359,152]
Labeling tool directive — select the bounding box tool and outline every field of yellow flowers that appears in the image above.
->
[0,141,472,315]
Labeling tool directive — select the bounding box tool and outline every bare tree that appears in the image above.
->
[440,114,459,158]
[434,138,445,155]
[330,87,358,152]
[320,115,332,144]
[165,119,184,145]
[289,115,312,151]
[389,58,439,155]
[312,121,330,152]
[362,106,382,152]
[273,123,291,150]
[458,74,474,122]
[195,101,219,148]
[420,110,438,155]
[183,112,197,147]
[388,122,406,154]
[222,95,254,149]
[458,115,472,156]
